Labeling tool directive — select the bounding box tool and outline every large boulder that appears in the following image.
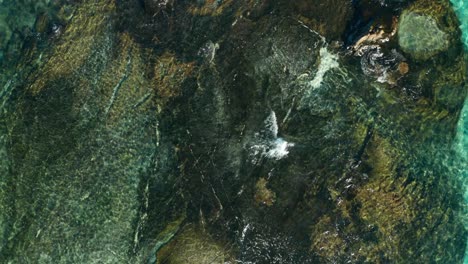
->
[398,11,449,60]
[397,0,462,61]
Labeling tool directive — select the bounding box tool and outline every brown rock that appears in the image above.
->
[398,62,409,75]
[291,0,354,40]
[254,178,276,206]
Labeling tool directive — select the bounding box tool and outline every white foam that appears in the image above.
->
[309,47,339,89]
[266,138,294,160]
[249,111,294,162]
[241,223,251,242]
[265,111,279,138]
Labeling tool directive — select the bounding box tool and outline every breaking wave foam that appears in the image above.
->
[249,111,294,163]
[309,47,339,89]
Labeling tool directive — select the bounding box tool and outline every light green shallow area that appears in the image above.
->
[450,0,468,262]
[451,0,468,47]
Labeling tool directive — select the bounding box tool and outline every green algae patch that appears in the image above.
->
[310,215,348,262]
[187,0,234,16]
[28,0,116,95]
[355,133,465,263]
[308,128,467,263]
[357,135,414,242]
[0,0,171,262]
[152,52,196,107]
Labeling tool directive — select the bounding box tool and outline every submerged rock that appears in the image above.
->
[155,225,233,264]
[397,0,463,61]
[398,11,449,60]
[0,0,69,65]
[291,0,354,40]
[254,178,276,206]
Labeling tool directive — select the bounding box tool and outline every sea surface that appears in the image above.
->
[0,0,467,263]
[450,0,468,262]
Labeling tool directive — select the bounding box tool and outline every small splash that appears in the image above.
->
[264,110,279,138]
[266,138,293,160]
[309,47,339,89]
[249,111,294,163]
[241,224,251,242]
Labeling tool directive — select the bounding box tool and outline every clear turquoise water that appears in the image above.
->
[450,0,468,262]
[461,99,468,264]
[457,96,468,264]
[451,0,468,48]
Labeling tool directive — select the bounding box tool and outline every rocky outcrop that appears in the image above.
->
[398,11,449,60]
[291,0,354,40]
[398,0,462,60]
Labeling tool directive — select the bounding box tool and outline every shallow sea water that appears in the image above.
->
[450,0,468,262]
[0,0,467,263]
